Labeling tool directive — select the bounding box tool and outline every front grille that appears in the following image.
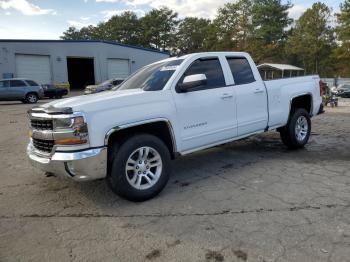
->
[31,119,53,130]
[32,138,54,153]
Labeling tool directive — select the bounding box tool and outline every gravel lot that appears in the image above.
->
[0,98,349,262]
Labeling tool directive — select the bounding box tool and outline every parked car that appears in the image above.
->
[0,78,44,103]
[27,52,322,201]
[84,78,124,94]
[337,84,350,98]
[42,84,68,99]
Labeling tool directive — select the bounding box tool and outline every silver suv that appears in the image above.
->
[0,78,44,103]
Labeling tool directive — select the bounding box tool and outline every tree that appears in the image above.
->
[79,24,106,40]
[209,0,253,51]
[335,0,350,76]
[104,11,142,45]
[61,27,84,40]
[61,24,106,40]
[249,0,292,62]
[140,7,179,51]
[287,2,335,76]
[175,17,211,54]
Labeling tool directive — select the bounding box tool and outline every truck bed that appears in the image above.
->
[264,75,322,129]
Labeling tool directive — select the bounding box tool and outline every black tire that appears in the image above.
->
[25,93,38,104]
[107,133,171,202]
[279,108,311,149]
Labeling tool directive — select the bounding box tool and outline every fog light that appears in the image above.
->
[65,161,76,177]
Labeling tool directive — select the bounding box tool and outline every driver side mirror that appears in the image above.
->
[177,74,207,92]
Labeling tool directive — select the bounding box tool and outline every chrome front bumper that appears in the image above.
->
[27,142,107,181]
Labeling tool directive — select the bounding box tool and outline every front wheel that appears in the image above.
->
[279,108,311,149]
[107,134,171,201]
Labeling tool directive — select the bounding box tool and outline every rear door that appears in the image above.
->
[8,80,27,99]
[225,57,268,136]
[172,56,237,152]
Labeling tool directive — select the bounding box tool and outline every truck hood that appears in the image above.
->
[42,89,146,112]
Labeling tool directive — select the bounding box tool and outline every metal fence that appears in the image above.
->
[322,78,350,87]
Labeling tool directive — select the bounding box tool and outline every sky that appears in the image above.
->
[0,0,344,39]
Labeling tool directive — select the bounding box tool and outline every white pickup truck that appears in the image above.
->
[27,52,323,201]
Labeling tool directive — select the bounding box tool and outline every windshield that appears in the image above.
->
[100,79,112,86]
[114,59,183,91]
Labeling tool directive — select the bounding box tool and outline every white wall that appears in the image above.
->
[0,40,169,85]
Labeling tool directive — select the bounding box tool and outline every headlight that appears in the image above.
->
[54,118,74,129]
[54,116,89,145]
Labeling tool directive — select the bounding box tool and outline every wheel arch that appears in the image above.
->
[105,118,178,159]
[289,93,313,116]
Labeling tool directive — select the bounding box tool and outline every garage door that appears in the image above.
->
[107,59,129,79]
[15,54,51,84]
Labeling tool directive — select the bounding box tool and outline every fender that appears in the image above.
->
[104,117,178,153]
[289,92,313,116]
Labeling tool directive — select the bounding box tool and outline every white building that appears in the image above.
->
[0,40,169,90]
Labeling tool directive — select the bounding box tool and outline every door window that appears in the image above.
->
[0,80,9,88]
[177,58,225,92]
[226,57,255,85]
[10,80,26,87]
[25,80,39,86]
[112,80,123,86]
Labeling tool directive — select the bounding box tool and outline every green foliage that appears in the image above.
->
[210,0,253,51]
[286,2,335,76]
[104,11,141,45]
[140,7,179,51]
[252,0,292,43]
[175,17,211,54]
[60,1,350,77]
[249,0,292,63]
[334,0,350,76]
[61,26,85,40]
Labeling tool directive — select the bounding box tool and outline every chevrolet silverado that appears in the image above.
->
[27,52,323,201]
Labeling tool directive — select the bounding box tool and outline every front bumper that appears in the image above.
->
[27,142,107,181]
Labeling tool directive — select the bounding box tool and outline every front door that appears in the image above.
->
[0,80,10,100]
[172,57,237,152]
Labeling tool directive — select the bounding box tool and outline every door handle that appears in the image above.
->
[254,89,264,94]
[221,93,233,99]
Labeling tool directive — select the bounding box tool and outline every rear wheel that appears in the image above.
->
[107,133,171,201]
[25,93,38,104]
[279,108,311,149]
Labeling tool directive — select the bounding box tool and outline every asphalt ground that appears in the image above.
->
[0,97,349,262]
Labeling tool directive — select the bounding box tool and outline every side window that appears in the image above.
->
[178,58,225,92]
[10,80,26,87]
[0,80,9,88]
[226,57,255,85]
[112,80,123,86]
[26,80,39,86]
